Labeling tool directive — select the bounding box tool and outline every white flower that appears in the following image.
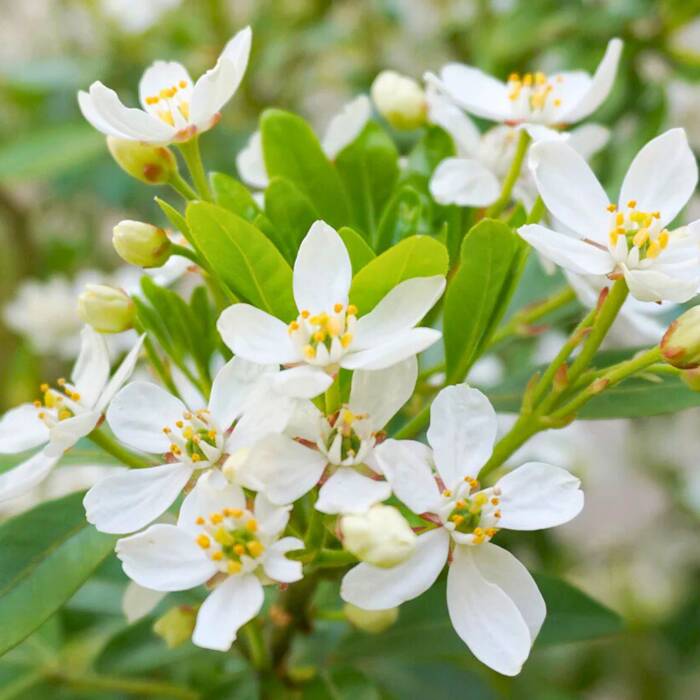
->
[0,327,143,502]
[217,221,445,390]
[116,472,302,651]
[519,129,700,303]
[101,0,181,34]
[245,358,417,512]
[427,86,610,209]
[425,38,622,131]
[236,95,371,190]
[341,384,583,676]
[78,27,251,145]
[666,79,700,152]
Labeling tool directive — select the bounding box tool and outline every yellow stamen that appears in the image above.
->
[247,540,264,557]
[210,512,224,525]
[246,519,258,533]
[340,333,353,348]
[627,199,637,209]
[334,303,344,313]
[212,551,223,561]
[196,534,211,549]
[346,304,358,316]
[227,560,242,574]
[234,544,246,556]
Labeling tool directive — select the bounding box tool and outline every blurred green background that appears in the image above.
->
[3,1,700,698]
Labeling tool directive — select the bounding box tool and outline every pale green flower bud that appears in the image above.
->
[153,606,196,648]
[77,284,135,333]
[660,306,700,369]
[113,220,172,268]
[107,136,178,185]
[340,504,416,568]
[344,603,398,634]
[371,70,427,130]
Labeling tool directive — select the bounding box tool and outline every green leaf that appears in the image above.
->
[186,202,296,320]
[302,667,381,700]
[155,197,188,236]
[338,226,375,274]
[0,124,104,183]
[406,125,456,177]
[534,573,622,645]
[0,492,115,656]
[264,177,319,263]
[374,185,427,252]
[260,109,350,227]
[335,122,399,239]
[349,236,449,313]
[211,172,262,223]
[444,219,525,383]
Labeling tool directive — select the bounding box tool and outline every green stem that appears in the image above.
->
[168,171,198,201]
[478,414,539,480]
[324,376,341,415]
[315,548,357,568]
[170,243,202,265]
[48,671,199,699]
[485,129,531,219]
[526,195,545,224]
[89,428,155,469]
[177,137,212,201]
[135,324,181,397]
[240,619,270,671]
[393,402,431,439]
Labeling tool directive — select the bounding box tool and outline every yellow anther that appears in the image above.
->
[455,499,466,509]
[163,426,171,434]
[247,540,264,557]
[234,544,246,556]
[71,392,81,401]
[473,527,484,537]
[212,551,223,561]
[633,229,649,247]
[225,508,243,518]
[288,321,299,333]
[190,452,201,462]
[491,497,500,506]
[485,528,498,537]
[196,516,205,525]
[653,211,661,219]
[615,212,624,226]
[214,528,234,546]
[494,510,502,519]
[508,72,520,83]
[57,378,66,386]
[313,330,326,343]
[347,304,358,316]
[196,534,211,549]
[334,303,344,313]
[210,512,224,525]
[44,392,57,409]
[442,489,452,498]
[535,71,547,85]
[523,73,533,86]
[182,426,193,439]
[178,80,187,89]
[451,514,464,525]
[607,204,617,212]
[145,96,159,105]
[40,383,49,393]
[646,240,661,259]
[326,317,342,337]
[341,333,353,348]
[227,560,242,574]
[474,493,488,506]
[627,199,637,209]
[301,310,310,319]
[38,412,46,420]
[176,420,184,428]
[303,345,316,359]
[33,400,42,408]
[246,519,258,533]
[553,98,562,107]
[658,230,669,249]
[58,408,72,421]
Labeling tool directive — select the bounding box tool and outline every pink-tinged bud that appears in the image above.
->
[660,307,700,369]
[553,363,569,392]
[77,284,135,333]
[107,137,177,184]
[113,220,172,268]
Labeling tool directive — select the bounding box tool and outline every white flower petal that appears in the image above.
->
[446,544,536,677]
[236,131,269,189]
[139,61,192,111]
[178,472,247,534]
[0,451,58,502]
[567,123,610,159]
[190,26,252,128]
[528,140,610,241]
[426,85,481,156]
[619,129,698,228]
[559,38,623,124]
[374,439,439,514]
[495,462,583,530]
[107,382,186,454]
[349,356,417,431]
[293,221,352,314]
[71,326,110,409]
[95,334,145,413]
[247,434,327,504]
[253,491,291,538]
[78,90,132,139]
[322,95,372,159]
[518,224,613,276]
[269,365,332,399]
[353,276,446,350]
[427,385,498,486]
[216,304,298,364]
[122,582,166,623]
[426,67,511,122]
[342,327,442,370]
[84,462,193,534]
[315,467,391,515]
[0,404,49,454]
[116,523,216,591]
[262,537,304,583]
[430,157,500,207]
[622,266,700,303]
[192,573,263,651]
[341,527,450,609]
[45,410,101,456]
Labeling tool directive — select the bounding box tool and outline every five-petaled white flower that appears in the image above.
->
[341,384,583,677]
[519,128,700,302]
[0,327,143,502]
[246,357,418,513]
[116,472,303,651]
[237,95,371,190]
[217,221,445,391]
[425,38,622,137]
[84,357,326,534]
[79,27,251,145]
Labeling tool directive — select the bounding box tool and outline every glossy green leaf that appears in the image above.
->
[0,492,116,656]
[260,109,350,227]
[349,236,448,313]
[374,185,427,252]
[338,226,375,274]
[406,125,456,177]
[335,122,399,239]
[186,202,296,320]
[211,172,262,223]
[155,197,189,238]
[444,219,525,383]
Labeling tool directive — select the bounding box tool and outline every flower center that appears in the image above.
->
[144,80,191,126]
[323,408,371,464]
[507,71,563,118]
[288,303,357,366]
[606,200,668,260]
[33,378,82,426]
[162,409,222,466]
[194,509,264,575]
[442,477,501,545]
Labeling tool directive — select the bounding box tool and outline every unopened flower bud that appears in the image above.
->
[340,504,416,568]
[77,284,135,333]
[107,136,177,185]
[371,70,427,130]
[153,605,196,648]
[682,367,700,392]
[344,603,398,633]
[660,306,700,368]
[113,220,172,268]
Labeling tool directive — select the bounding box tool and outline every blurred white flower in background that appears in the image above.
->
[100,0,182,34]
